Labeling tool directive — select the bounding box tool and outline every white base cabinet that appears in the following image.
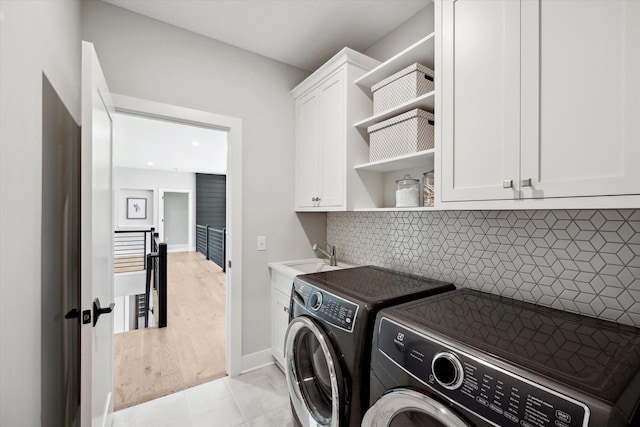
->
[269,267,295,368]
[441,0,640,204]
[271,288,290,368]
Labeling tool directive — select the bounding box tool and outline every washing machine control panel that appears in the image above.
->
[377,318,589,427]
[295,282,358,333]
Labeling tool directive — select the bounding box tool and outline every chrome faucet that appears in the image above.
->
[312,243,337,266]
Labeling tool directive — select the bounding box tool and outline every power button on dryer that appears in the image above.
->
[432,352,464,390]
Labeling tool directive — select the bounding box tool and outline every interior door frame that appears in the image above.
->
[111,94,243,377]
[158,188,194,252]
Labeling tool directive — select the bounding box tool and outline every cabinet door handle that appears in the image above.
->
[283,306,289,313]
[503,179,513,188]
[521,178,532,187]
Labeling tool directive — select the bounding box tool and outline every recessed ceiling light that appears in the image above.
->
[147,161,154,166]
[192,140,200,146]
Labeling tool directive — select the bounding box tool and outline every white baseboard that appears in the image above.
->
[240,348,274,374]
[102,391,112,427]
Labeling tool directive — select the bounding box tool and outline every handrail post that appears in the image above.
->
[206,224,210,260]
[144,252,156,328]
[158,241,167,328]
[222,228,227,273]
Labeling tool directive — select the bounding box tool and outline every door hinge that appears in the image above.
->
[228,260,232,268]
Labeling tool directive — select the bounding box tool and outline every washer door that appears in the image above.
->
[285,316,345,427]
[362,388,470,427]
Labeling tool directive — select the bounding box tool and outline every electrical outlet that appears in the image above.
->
[257,236,266,251]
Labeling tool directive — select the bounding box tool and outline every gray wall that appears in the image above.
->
[364,3,435,62]
[81,0,327,357]
[0,1,82,425]
[114,167,196,247]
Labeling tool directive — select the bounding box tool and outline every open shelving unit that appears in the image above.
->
[355,149,434,173]
[355,33,435,90]
[354,92,435,129]
[352,32,437,211]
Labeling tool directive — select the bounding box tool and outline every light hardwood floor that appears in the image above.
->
[114,251,227,410]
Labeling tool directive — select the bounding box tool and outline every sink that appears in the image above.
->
[269,258,358,277]
[284,260,355,274]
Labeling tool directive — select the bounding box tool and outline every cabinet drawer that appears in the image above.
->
[272,270,295,296]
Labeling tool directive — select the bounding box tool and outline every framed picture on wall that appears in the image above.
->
[127,198,147,219]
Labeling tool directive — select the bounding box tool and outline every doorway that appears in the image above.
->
[110,95,243,408]
[159,189,192,252]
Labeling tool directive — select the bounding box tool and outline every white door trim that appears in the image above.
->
[111,94,243,377]
[158,188,193,252]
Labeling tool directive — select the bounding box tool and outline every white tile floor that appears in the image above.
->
[112,364,295,427]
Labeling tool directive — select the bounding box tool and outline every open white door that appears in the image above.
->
[80,41,115,427]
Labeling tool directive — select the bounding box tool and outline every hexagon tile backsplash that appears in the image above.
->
[327,209,640,327]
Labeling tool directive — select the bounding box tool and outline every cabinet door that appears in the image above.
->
[520,0,640,199]
[318,69,346,208]
[441,0,521,201]
[271,290,291,367]
[295,90,320,209]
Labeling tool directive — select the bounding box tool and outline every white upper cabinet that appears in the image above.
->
[292,48,380,211]
[441,0,521,202]
[295,90,321,208]
[441,0,640,204]
[317,71,346,208]
[520,0,640,199]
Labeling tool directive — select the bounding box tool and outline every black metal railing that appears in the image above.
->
[196,224,226,272]
[113,228,154,273]
[145,232,167,328]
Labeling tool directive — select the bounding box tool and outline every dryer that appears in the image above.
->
[363,288,640,427]
[284,266,455,427]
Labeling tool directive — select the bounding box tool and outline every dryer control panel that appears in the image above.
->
[292,281,358,333]
[377,317,589,427]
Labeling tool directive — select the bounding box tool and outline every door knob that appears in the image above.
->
[66,308,91,325]
[65,308,80,319]
[93,298,115,327]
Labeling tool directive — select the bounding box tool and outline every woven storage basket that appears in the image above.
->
[368,109,434,162]
[372,63,434,115]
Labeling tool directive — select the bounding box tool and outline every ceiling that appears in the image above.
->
[100,0,430,71]
[113,112,228,174]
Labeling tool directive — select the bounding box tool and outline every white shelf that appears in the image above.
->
[354,92,434,129]
[355,149,434,172]
[355,33,436,90]
[352,206,437,212]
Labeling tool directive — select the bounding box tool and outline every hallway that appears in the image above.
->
[114,251,227,410]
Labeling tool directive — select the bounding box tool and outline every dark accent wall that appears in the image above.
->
[196,173,226,229]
